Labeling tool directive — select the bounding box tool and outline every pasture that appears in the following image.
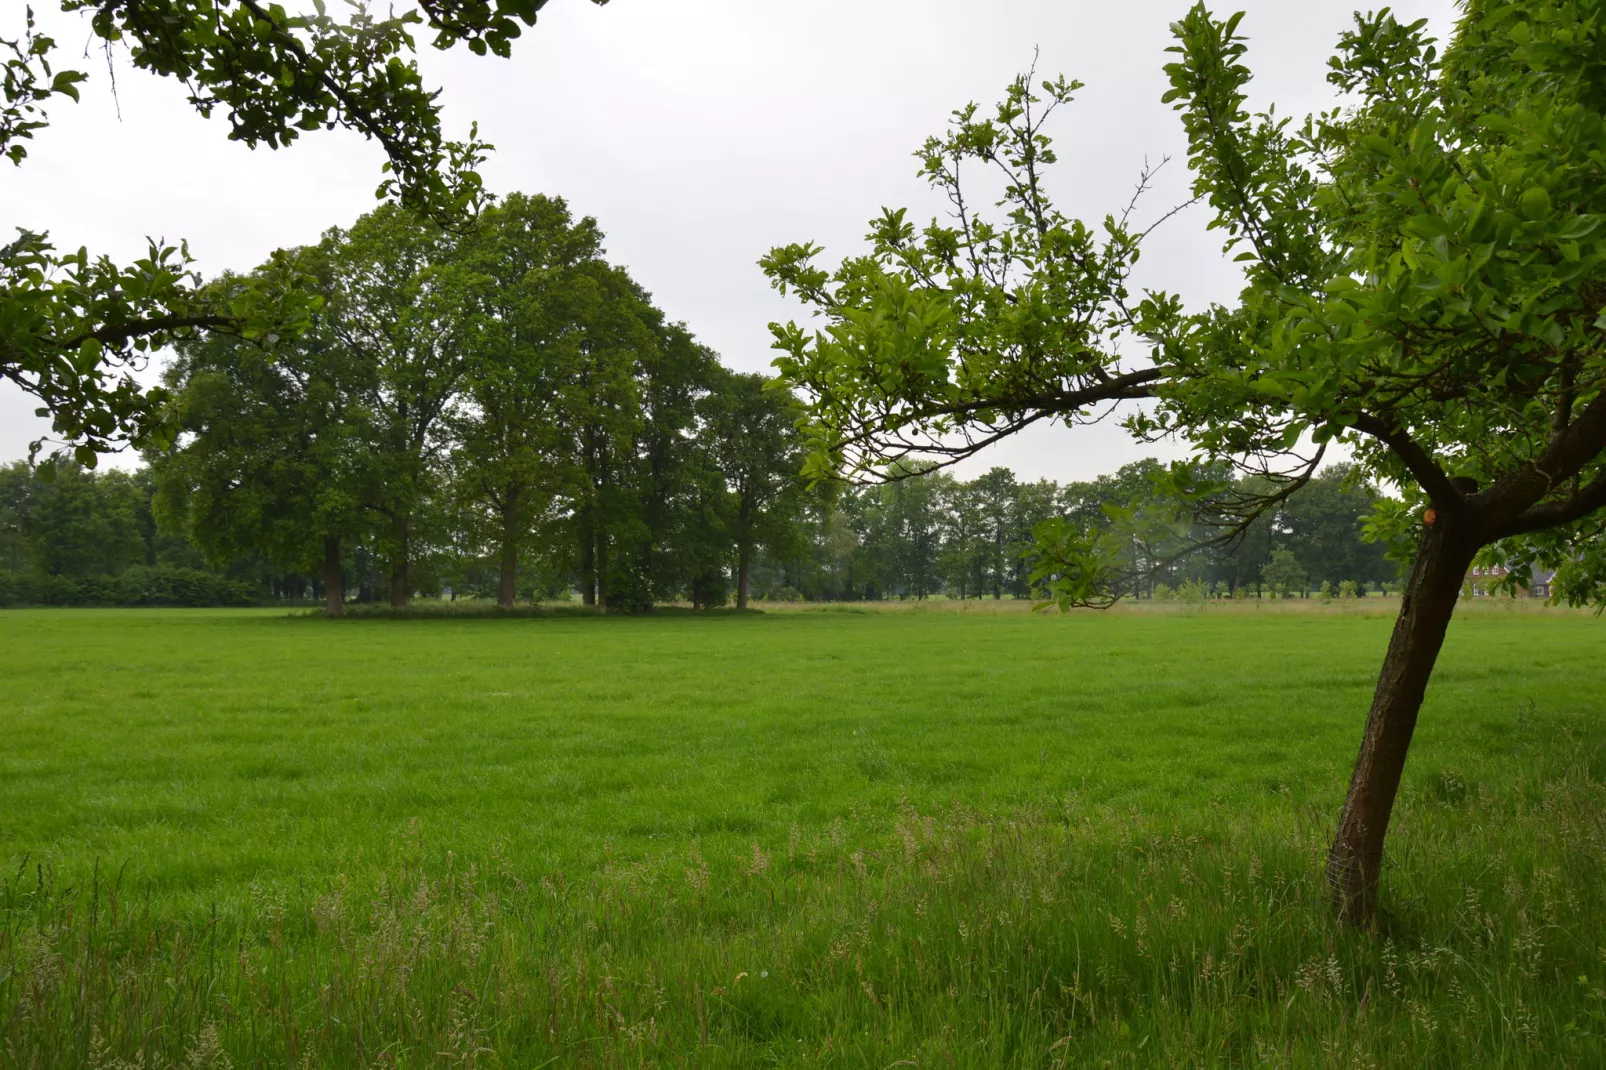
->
[1,603,1603,1067]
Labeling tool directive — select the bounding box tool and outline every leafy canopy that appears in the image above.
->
[2,0,605,463]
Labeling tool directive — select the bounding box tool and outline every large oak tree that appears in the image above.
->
[448,193,605,608]
[155,254,375,617]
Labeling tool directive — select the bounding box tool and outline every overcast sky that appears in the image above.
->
[3,0,1459,480]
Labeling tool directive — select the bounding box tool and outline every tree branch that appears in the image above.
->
[919,366,1163,421]
[56,314,235,351]
[1493,470,1606,538]
[1349,412,1462,509]
[1480,391,1606,535]
[1527,391,1606,488]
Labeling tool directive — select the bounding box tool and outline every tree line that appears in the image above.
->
[142,195,805,615]
[770,460,1394,603]
[5,191,1386,614]
[3,443,1397,608]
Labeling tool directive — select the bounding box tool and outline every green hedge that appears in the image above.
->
[0,567,259,608]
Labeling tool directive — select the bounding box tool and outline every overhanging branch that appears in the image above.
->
[1349,412,1461,510]
[1493,471,1606,538]
[58,314,235,352]
[918,366,1164,421]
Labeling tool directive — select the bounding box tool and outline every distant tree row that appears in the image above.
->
[752,460,1394,603]
[2,450,1395,608]
[0,462,259,606]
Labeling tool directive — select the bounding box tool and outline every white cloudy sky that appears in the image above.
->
[2,0,1459,480]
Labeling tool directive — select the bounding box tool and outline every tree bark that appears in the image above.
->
[1327,521,1476,923]
[389,516,410,609]
[322,536,344,618]
[498,489,521,610]
[736,544,751,610]
[580,528,596,607]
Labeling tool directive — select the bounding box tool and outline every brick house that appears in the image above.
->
[1466,564,1556,598]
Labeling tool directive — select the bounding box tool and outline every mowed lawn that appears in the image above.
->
[1,602,1599,901]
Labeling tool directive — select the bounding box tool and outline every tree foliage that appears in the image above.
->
[1,0,605,461]
[154,196,805,614]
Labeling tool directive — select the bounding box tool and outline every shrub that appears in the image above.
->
[0,570,34,607]
[689,570,730,609]
[1176,579,1208,606]
[0,568,257,607]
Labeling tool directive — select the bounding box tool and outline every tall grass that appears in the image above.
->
[6,755,1602,1067]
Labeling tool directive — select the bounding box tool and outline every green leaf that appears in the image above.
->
[1401,214,1453,240]
[1557,215,1600,240]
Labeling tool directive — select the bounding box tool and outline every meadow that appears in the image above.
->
[1,601,1603,1067]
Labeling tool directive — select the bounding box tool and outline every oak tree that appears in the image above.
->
[699,371,806,609]
[156,257,374,617]
[321,206,470,607]
[448,194,603,608]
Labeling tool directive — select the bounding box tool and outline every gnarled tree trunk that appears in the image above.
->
[1327,520,1477,923]
[322,536,344,618]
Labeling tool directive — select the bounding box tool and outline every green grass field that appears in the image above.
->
[2,603,1603,1067]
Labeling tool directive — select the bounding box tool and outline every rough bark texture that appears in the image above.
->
[322,536,343,618]
[736,546,751,610]
[1326,521,1476,923]
[498,491,520,610]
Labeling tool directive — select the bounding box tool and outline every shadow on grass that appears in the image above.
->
[294,601,776,622]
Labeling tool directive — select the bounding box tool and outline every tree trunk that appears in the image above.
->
[322,536,344,618]
[498,490,521,610]
[736,545,751,610]
[1327,522,1476,923]
[580,528,596,607]
[390,516,410,609]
